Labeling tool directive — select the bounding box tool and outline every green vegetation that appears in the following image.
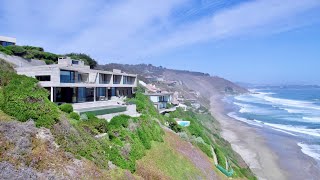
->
[1,45,59,63]
[65,53,97,68]
[53,90,164,173]
[166,108,256,179]
[69,112,80,120]
[59,103,73,113]
[136,140,204,179]
[0,59,59,128]
[0,58,255,179]
[0,45,97,68]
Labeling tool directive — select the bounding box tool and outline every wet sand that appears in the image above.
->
[210,95,320,180]
[210,95,288,180]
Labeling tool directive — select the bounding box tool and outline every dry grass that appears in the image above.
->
[0,110,14,122]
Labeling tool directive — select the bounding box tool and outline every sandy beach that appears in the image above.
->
[210,95,288,180]
[210,94,320,180]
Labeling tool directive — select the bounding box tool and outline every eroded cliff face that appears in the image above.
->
[0,119,134,180]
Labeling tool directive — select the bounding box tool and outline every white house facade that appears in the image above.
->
[15,57,137,104]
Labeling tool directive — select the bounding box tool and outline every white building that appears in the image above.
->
[15,57,137,104]
[145,92,173,110]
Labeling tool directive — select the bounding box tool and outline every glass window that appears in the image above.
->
[60,70,75,83]
[72,60,79,65]
[35,75,51,81]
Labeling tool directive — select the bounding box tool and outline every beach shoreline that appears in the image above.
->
[210,94,288,180]
[210,94,320,180]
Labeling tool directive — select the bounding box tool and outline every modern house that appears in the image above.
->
[15,57,137,104]
[145,91,173,110]
[0,36,16,47]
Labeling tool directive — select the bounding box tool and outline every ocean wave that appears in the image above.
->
[236,91,320,116]
[302,116,320,122]
[233,101,277,115]
[262,96,320,110]
[263,123,320,137]
[253,120,297,136]
[297,143,320,161]
[227,112,263,127]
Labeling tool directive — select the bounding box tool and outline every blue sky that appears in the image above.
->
[1,0,320,84]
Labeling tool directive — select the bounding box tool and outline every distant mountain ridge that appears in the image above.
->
[98,63,248,98]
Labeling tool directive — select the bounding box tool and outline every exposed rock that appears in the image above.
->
[94,133,108,139]
[0,161,38,180]
[108,161,117,170]
[36,127,59,149]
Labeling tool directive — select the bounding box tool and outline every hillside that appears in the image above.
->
[0,57,230,179]
[100,63,255,179]
[99,63,248,107]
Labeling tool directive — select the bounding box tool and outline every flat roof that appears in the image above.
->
[0,36,16,43]
[16,64,137,77]
[145,92,173,96]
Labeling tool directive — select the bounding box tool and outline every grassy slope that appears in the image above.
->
[136,130,207,180]
[0,57,255,179]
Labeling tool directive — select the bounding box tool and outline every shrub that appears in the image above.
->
[45,59,55,64]
[65,53,97,68]
[1,74,59,127]
[197,142,212,158]
[79,117,108,135]
[21,45,44,52]
[137,128,151,149]
[85,112,96,120]
[6,45,26,56]
[0,46,13,55]
[69,112,80,120]
[108,115,130,129]
[59,103,73,113]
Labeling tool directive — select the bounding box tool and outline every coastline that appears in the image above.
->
[210,95,287,180]
[210,94,320,180]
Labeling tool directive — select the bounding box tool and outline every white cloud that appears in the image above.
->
[1,0,320,64]
[146,0,320,55]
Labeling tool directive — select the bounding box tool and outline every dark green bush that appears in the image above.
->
[6,45,26,56]
[108,114,130,129]
[215,147,226,168]
[59,103,73,113]
[1,74,59,127]
[45,59,55,64]
[85,112,96,120]
[69,112,80,120]
[21,45,44,52]
[78,115,108,135]
[0,46,13,55]
[197,142,213,158]
[65,53,97,68]
[168,119,183,133]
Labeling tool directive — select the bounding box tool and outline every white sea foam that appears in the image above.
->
[263,123,320,137]
[233,101,273,114]
[250,92,320,111]
[227,112,263,127]
[302,116,320,122]
[269,128,297,136]
[297,143,320,161]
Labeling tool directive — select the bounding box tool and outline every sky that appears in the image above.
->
[1,0,320,85]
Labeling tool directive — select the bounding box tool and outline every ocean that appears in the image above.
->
[226,86,320,163]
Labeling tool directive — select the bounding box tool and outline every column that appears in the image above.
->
[50,87,54,102]
[94,87,96,102]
